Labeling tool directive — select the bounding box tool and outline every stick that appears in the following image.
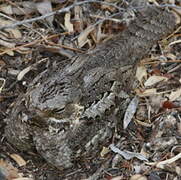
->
[0,1,180,30]
[0,0,124,30]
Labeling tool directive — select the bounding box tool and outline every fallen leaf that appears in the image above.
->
[169,88,181,101]
[0,78,5,93]
[100,146,110,157]
[149,94,163,106]
[130,174,147,180]
[135,88,157,97]
[123,96,139,129]
[73,6,83,33]
[13,178,34,180]
[110,176,123,180]
[146,152,181,169]
[17,66,32,81]
[10,154,26,167]
[0,39,15,48]
[64,12,74,33]
[0,18,22,39]
[144,75,168,87]
[162,100,176,109]
[0,5,13,14]
[109,144,148,161]
[36,0,53,25]
[78,25,94,47]
[136,66,147,83]
[0,2,36,15]
[3,49,14,56]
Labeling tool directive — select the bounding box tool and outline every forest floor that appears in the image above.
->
[0,0,181,179]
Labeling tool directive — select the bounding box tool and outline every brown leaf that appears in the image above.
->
[10,154,26,167]
[162,100,176,109]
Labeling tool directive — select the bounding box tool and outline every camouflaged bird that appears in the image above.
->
[5,5,176,169]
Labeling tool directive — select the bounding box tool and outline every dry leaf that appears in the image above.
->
[64,12,74,33]
[73,6,83,33]
[172,11,181,24]
[6,28,22,39]
[110,176,123,180]
[4,49,14,56]
[162,100,176,109]
[0,78,5,93]
[172,6,181,16]
[169,88,181,101]
[100,146,110,157]
[144,75,168,87]
[36,0,53,25]
[123,96,139,129]
[10,154,26,167]
[0,18,22,39]
[17,66,32,81]
[146,152,181,169]
[0,5,13,14]
[13,178,34,180]
[109,144,148,161]
[78,26,94,47]
[0,2,36,15]
[130,174,147,180]
[0,39,15,48]
[136,66,147,83]
[136,88,157,97]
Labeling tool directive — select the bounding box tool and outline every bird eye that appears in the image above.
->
[53,107,65,114]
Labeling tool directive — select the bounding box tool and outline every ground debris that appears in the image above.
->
[0,0,180,179]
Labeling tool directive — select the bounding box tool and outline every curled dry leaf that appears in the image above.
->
[100,146,110,157]
[17,66,32,81]
[144,75,168,87]
[172,11,181,24]
[109,144,148,161]
[0,78,6,93]
[136,66,147,83]
[169,39,181,46]
[10,154,26,167]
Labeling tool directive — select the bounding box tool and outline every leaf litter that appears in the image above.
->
[0,0,180,179]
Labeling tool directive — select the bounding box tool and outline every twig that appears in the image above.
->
[0,10,123,56]
[146,152,181,169]
[0,1,180,30]
[0,0,124,30]
[0,13,16,21]
[71,11,124,42]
